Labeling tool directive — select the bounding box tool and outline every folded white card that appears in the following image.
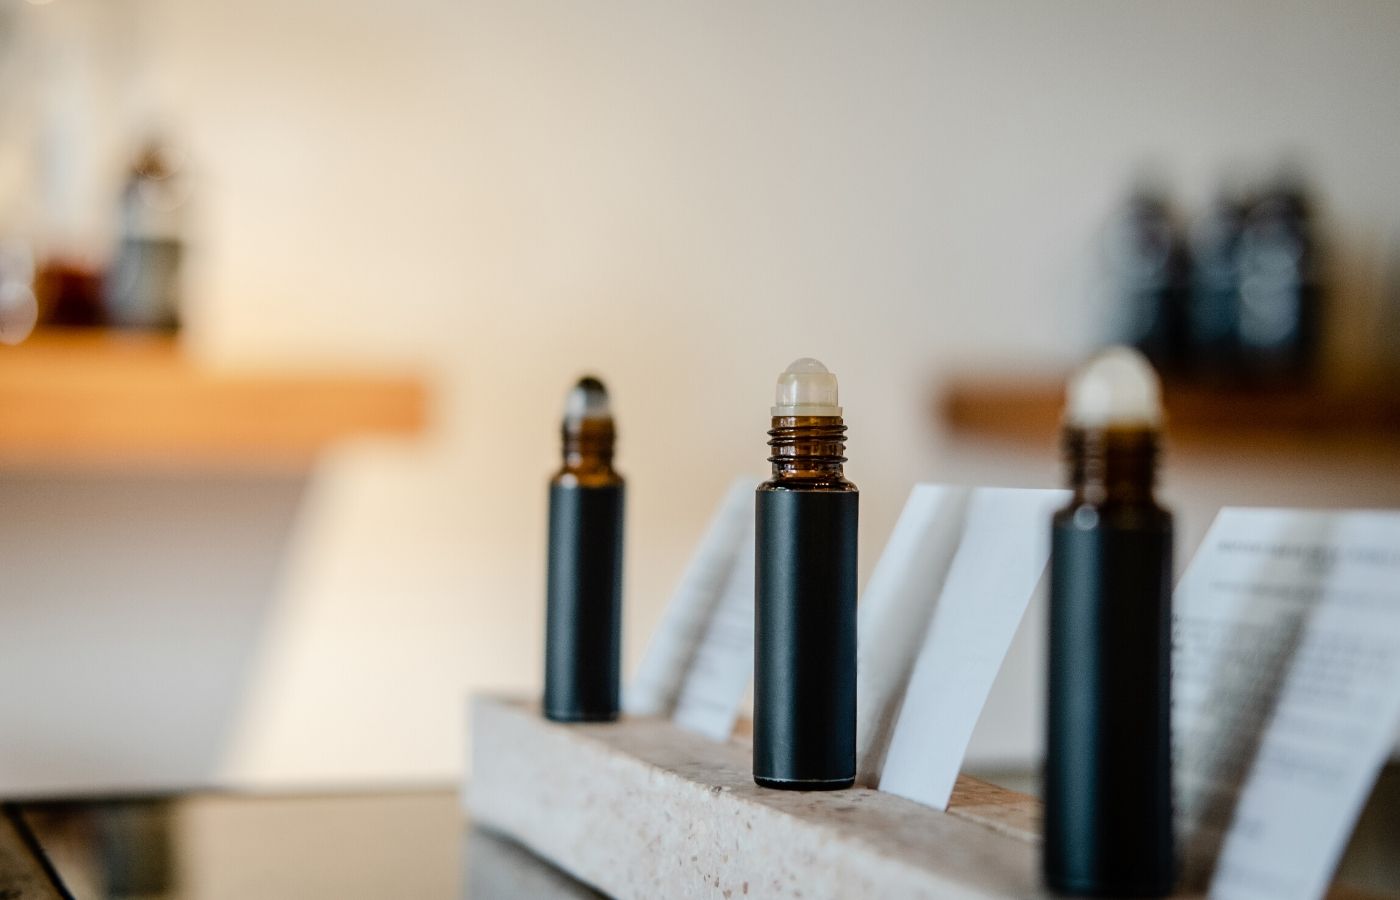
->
[1175,508,1400,900]
[672,514,757,740]
[626,478,756,717]
[878,487,1068,809]
[854,484,971,785]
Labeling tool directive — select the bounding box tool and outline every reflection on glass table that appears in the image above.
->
[16,791,599,899]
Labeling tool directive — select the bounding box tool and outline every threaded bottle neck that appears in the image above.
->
[562,418,616,473]
[1064,427,1158,506]
[768,416,849,483]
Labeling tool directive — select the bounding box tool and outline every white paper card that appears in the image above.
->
[672,514,757,740]
[1174,508,1400,900]
[879,487,1069,809]
[626,478,756,717]
[854,484,972,785]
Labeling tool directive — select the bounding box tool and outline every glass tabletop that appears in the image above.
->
[15,791,599,899]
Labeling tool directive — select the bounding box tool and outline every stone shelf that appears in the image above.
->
[468,696,1391,898]
[468,695,1042,899]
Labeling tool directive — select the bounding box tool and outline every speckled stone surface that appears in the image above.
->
[468,695,1043,899]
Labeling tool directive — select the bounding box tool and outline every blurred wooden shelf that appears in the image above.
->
[939,374,1400,452]
[0,329,428,471]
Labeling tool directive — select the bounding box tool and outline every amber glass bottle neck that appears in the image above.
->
[767,415,850,485]
[1064,426,1158,506]
[561,418,617,475]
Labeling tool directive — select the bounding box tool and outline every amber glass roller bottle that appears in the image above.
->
[544,376,625,723]
[1044,347,1175,896]
[754,358,858,790]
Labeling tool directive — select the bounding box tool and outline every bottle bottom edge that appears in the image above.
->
[753,774,854,791]
[543,709,619,724]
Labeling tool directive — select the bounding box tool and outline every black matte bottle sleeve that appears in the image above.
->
[754,489,857,788]
[544,483,624,722]
[1044,520,1174,896]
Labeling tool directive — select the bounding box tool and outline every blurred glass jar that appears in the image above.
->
[1236,181,1321,384]
[1187,191,1249,381]
[0,239,39,345]
[1104,189,1189,373]
[104,140,187,330]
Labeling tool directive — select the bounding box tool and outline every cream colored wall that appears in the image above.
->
[7,0,1400,789]
[181,0,1400,785]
